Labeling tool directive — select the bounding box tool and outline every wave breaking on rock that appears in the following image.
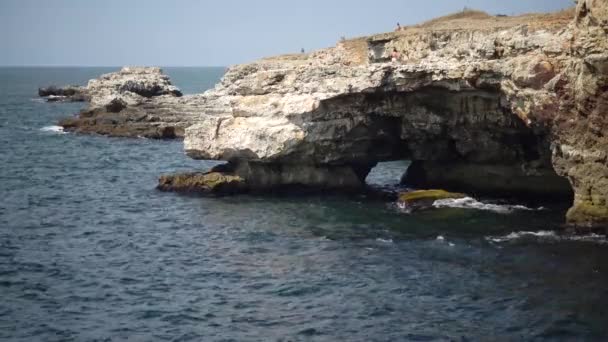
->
[40,125,66,134]
[432,197,538,214]
[486,231,608,244]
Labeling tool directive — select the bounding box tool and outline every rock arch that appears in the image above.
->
[178,2,607,228]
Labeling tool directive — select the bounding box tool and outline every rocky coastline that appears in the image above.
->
[42,67,190,138]
[44,0,608,229]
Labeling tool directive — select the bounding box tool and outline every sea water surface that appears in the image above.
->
[1,67,608,341]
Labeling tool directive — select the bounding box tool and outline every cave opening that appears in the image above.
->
[365,160,411,188]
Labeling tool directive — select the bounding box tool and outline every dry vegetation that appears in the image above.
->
[409,7,576,31]
[416,9,492,28]
[261,54,309,62]
[262,6,576,65]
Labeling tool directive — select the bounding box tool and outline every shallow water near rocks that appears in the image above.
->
[1,67,608,341]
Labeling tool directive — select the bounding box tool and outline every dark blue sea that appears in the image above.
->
[1,67,608,341]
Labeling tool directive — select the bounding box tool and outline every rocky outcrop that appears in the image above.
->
[84,67,182,107]
[157,161,367,194]
[45,4,608,228]
[47,67,200,138]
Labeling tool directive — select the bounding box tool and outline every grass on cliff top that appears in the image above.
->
[417,9,492,28]
[415,7,575,30]
[259,6,576,65]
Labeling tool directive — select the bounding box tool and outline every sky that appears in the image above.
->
[1,0,575,67]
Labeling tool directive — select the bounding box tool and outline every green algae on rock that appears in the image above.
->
[397,189,467,211]
[566,200,608,230]
[157,172,247,194]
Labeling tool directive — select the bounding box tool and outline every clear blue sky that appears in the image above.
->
[1,0,574,67]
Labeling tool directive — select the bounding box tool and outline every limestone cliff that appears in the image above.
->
[180,3,606,228]
[552,0,608,227]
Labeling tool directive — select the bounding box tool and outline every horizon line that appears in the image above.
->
[0,65,228,68]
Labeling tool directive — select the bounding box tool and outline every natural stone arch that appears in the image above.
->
[180,82,574,204]
[287,85,573,199]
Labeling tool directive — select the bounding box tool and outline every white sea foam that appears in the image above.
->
[376,238,393,244]
[395,202,412,213]
[40,125,65,134]
[47,95,66,100]
[435,235,455,247]
[486,231,608,244]
[486,230,556,243]
[432,197,536,214]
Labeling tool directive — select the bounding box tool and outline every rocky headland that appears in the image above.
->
[47,1,608,229]
[43,67,194,138]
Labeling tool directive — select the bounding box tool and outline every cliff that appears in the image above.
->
[183,1,606,228]
[50,2,608,229]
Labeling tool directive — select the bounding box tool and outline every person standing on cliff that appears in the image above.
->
[395,22,401,31]
[391,48,401,63]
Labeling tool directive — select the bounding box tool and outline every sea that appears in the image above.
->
[1,67,607,341]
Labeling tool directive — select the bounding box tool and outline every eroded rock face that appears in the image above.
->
[403,161,573,198]
[551,0,608,227]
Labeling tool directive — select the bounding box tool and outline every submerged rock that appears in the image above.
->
[397,189,467,212]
